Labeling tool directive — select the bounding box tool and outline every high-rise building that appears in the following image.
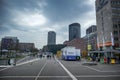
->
[69,23,81,41]
[47,31,56,45]
[96,0,120,50]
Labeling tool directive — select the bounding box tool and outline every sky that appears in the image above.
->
[0,0,96,49]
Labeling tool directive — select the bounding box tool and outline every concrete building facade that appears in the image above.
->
[1,37,19,51]
[96,0,120,50]
[18,43,35,52]
[63,38,86,53]
[86,25,97,51]
[69,23,81,41]
[47,31,56,45]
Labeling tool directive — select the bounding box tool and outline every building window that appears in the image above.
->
[111,1,120,5]
[114,31,118,35]
[114,43,119,47]
[119,24,120,27]
[112,7,120,10]
[113,24,118,29]
[114,37,119,41]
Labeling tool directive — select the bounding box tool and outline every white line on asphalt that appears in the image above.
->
[16,58,39,66]
[1,75,120,78]
[0,65,12,68]
[76,75,120,77]
[83,66,101,72]
[0,76,69,78]
[0,67,11,72]
[84,66,120,72]
[16,56,29,63]
[35,61,47,80]
[56,58,78,80]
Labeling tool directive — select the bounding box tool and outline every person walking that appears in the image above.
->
[107,57,110,64]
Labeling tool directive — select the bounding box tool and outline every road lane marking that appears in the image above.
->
[83,66,101,72]
[0,76,69,78]
[0,75,120,78]
[83,66,120,72]
[35,61,47,80]
[0,65,12,68]
[16,56,29,63]
[56,59,78,80]
[16,58,39,66]
[0,67,11,72]
[76,75,120,77]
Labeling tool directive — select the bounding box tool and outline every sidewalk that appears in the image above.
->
[0,56,39,67]
[81,58,98,66]
[81,58,120,65]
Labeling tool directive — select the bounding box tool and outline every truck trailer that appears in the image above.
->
[61,46,81,61]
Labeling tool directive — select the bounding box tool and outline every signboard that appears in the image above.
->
[87,45,92,50]
[97,42,113,47]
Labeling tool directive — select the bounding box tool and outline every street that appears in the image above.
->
[0,56,120,80]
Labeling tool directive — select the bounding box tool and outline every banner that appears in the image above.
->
[111,32,114,46]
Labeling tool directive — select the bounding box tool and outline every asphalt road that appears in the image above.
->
[0,57,120,80]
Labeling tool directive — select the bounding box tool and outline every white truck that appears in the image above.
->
[61,46,81,60]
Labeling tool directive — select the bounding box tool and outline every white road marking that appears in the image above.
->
[84,66,120,72]
[76,75,120,77]
[0,65,12,68]
[0,76,69,78]
[83,66,101,72]
[0,67,11,72]
[56,58,78,80]
[35,61,47,80]
[16,58,39,66]
[0,75,120,78]
[16,56,29,63]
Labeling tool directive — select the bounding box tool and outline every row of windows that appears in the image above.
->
[114,37,119,41]
[113,24,120,29]
[111,1,120,5]
[112,18,120,22]
[112,13,120,16]
[112,7,120,10]
[113,30,120,35]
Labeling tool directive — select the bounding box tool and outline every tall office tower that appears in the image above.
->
[96,0,120,49]
[47,31,56,45]
[69,23,81,41]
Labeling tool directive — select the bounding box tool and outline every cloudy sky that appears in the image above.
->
[0,0,96,49]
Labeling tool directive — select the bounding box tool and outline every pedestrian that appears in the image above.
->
[107,57,110,64]
[98,57,100,62]
[92,55,96,62]
[119,55,120,64]
[8,59,10,65]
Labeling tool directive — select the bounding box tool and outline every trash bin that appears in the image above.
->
[104,57,107,64]
[100,58,104,64]
[111,59,115,64]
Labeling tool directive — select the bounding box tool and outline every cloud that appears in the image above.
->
[43,0,93,24]
[13,12,47,27]
[0,0,96,48]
